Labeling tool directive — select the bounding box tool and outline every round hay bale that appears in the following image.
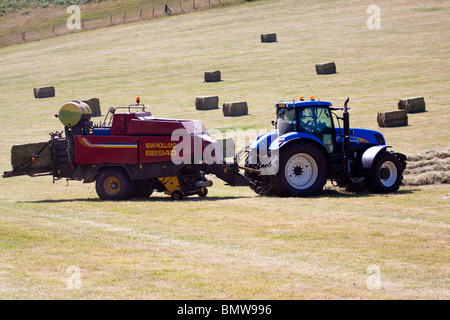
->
[261,33,277,43]
[204,71,221,82]
[398,97,426,113]
[377,110,408,127]
[195,96,219,110]
[223,102,248,117]
[33,86,55,99]
[315,62,336,75]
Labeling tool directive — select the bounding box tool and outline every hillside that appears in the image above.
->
[0,0,449,299]
[0,0,243,47]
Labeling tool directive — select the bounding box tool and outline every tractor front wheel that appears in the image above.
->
[366,152,403,193]
[96,168,135,200]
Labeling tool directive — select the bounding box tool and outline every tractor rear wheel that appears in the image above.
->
[366,152,403,193]
[269,142,327,197]
[96,168,135,200]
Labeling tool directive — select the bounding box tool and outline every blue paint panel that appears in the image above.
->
[335,128,385,146]
[269,132,326,151]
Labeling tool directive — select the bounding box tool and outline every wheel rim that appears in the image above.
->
[285,153,318,190]
[379,161,397,187]
[104,176,121,196]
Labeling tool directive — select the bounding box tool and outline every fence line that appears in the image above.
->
[0,0,239,48]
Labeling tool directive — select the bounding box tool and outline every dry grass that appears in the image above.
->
[403,148,450,186]
[0,0,242,47]
[0,0,449,299]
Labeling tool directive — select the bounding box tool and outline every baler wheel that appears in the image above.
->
[96,168,135,200]
[198,187,208,197]
[171,190,184,200]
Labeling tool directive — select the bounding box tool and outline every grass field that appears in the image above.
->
[0,0,449,299]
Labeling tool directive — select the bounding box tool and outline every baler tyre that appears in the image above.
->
[134,183,154,199]
[269,142,327,197]
[171,190,184,200]
[96,168,135,200]
[198,187,208,197]
[366,152,403,193]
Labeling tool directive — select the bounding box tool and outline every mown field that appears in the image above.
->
[0,0,449,299]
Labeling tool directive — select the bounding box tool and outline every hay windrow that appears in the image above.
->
[403,148,450,186]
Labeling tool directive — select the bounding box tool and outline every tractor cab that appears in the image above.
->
[274,97,335,153]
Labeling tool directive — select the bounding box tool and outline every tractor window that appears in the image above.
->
[276,108,296,136]
[298,107,334,153]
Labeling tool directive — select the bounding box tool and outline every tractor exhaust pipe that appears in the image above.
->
[343,97,351,174]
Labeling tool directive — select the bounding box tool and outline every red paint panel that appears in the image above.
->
[74,135,138,164]
[139,136,180,164]
[127,119,185,135]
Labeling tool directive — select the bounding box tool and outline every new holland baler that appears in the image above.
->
[3,98,249,200]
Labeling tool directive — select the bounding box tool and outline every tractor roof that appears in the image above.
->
[275,100,332,108]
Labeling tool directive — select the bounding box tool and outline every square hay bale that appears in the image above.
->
[10,142,52,175]
[261,33,277,43]
[82,98,102,116]
[33,86,55,99]
[315,62,336,75]
[223,102,248,117]
[204,70,221,82]
[195,96,219,110]
[398,97,426,113]
[377,110,408,127]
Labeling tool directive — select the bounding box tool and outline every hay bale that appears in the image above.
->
[204,70,221,82]
[10,142,52,175]
[261,33,277,43]
[398,97,426,113]
[377,110,408,127]
[223,102,248,117]
[82,98,101,117]
[315,62,336,75]
[33,86,55,99]
[195,96,219,110]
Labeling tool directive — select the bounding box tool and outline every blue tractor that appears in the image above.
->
[243,97,407,196]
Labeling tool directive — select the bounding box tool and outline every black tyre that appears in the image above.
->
[134,182,154,199]
[269,142,327,197]
[171,190,184,200]
[366,152,403,193]
[95,168,135,200]
[198,187,208,197]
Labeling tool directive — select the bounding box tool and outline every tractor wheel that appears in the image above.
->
[171,190,184,200]
[96,168,135,200]
[198,187,208,197]
[269,142,327,197]
[366,152,403,193]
